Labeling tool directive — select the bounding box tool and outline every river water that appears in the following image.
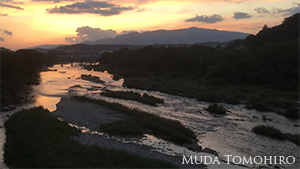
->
[1,63,299,169]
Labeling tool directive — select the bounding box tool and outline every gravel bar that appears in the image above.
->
[52,97,204,168]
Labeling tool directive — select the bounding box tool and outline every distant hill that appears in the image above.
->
[83,27,249,45]
[229,13,299,47]
[0,47,13,52]
[26,44,65,53]
[28,44,65,50]
[54,44,143,52]
[26,27,248,52]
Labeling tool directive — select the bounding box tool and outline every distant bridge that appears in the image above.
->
[53,57,99,66]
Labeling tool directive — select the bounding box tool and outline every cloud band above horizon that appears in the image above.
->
[46,1,134,16]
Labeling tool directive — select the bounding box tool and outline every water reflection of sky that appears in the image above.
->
[3,63,299,169]
[32,63,123,111]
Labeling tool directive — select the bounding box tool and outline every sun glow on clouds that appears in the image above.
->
[0,0,299,50]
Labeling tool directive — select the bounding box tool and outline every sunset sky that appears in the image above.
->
[0,0,299,50]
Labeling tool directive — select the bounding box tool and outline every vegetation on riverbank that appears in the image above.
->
[101,90,164,106]
[101,119,144,135]
[81,74,105,83]
[91,59,298,119]
[4,107,177,168]
[252,125,299,145]
[206,103,227,114]
[1,49,58,107]
[89,14,299,119]
[252,125,285,140]
[73,96,196,144]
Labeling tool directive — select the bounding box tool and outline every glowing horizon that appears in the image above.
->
[0,0,299,50]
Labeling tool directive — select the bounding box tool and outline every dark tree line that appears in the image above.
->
[1,49,58,106]
[228,13,299,48]
[99,38,298,92]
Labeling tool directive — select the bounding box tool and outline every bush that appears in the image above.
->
[246,96,270,111]
[252,125,285,140]
[206,103,226,114]
[81,74,105,83]
[112,74,122,81]
[142,93,164,104]
[101,119,143,135]
[283,107,299,119]
[101,90,164,106]
[284,133,300,145]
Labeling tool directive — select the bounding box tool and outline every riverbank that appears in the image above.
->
[4,105,194,168]
[51,97,203,168]
[0,117,8,169]
[90,64,299,119]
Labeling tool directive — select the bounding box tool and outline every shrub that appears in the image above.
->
[101,119,143,135]
[112,74,122,81]
[283,107,299,119]
[290,134,300,145]
[206,103,226,114]
[252,125,285,140]
[142,93,164,104]
[101,90,164,106]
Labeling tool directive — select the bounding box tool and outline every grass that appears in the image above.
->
[205,103,227,114]
[112,74,122,81]
[101,118,144,135]
[284,133,300,145]
[4,107,178,168]
[252,125,299,145]
[73,96,196,144]
[252,125,285,140]
[101,90,164,106]
[283,107,300,119]
[81,74,105,83]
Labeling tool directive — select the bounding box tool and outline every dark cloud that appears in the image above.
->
[32,0,63,2]
[3,30,13,36]
[65,26,118,43]
[0,2,23,9]
[138,0,149,3]
[112,0,149,4]
[46,1,134,16]
[254,3,299,17]
[0,37,4,41]
[0,13,8,16]
[233,12,252,19]
[254,7,270,14]
[10,1,24,4]
[31,0,77,3]
[185,14,224,23]
[272,3,300,16]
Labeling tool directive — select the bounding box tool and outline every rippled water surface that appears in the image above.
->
[1,63,299,169]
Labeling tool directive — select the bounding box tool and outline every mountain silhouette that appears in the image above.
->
[83,27,249,45]
[244,13,299,46]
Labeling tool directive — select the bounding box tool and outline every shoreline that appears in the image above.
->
[0,105,13,169]
[51,96,204,168]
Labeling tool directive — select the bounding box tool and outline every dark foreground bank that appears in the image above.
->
[4,106,179,168]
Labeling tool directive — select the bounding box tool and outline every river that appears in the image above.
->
[1,63,299,169]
